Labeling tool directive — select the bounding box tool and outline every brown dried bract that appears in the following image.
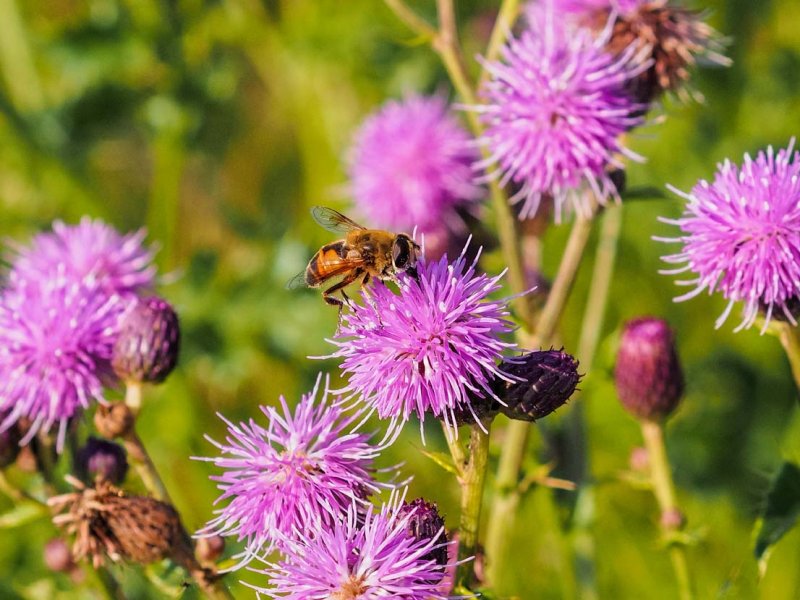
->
[48,476,194,570]
[587,1,729,104]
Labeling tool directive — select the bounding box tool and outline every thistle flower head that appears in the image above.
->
[615,317,684,421]
[348,95,482,233]
[325,248,515,441]
[255,491,451,599]
[474,3,649,220]
[0,278,124,450]
[8,217,156,296]
[195,376,388,566]
[658,140,800,331]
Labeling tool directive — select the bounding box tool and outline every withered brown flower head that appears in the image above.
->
[587,1,729,104]
[48,476,194,569]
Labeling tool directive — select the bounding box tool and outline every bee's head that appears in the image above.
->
[391,234,421,273]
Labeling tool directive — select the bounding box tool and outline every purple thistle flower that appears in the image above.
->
[472,3,650,220]
[254,490,452,599]
[324,248,516,441]
[0,278,124,450]
[194,376,390,566]
[8,217,155,296]
[549,0,643,16]
[658,140,800,332]
[348,95,482,234]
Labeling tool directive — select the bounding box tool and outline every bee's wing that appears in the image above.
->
[286,270,309,290]
[311,206,366,234]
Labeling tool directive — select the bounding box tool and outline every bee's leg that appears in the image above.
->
[360,273,381,318]
[323,270,362,328]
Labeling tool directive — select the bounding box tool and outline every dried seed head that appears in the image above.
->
[94,403,135,439]
[112,297,180,384]
[49,477,193,569]
[74,436,128,485]
[497,350,581,422]
[615,317,684,421]
[585,1,729,104]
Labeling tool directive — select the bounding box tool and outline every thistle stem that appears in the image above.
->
[775,322,800,398]
[567,203,623,597]
[485,212,595,585]
[455,421,492,590]
[640,420,693,600]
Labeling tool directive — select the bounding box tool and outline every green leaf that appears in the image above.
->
[418,449,459,477]
[0,502,48,529]
[753,461,800,575]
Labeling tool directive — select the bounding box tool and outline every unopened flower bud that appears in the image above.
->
[399,498,449,572]
[0,414,21,468]
[75,437,128,484]
[94,403,135,439]
[44,538,75,573]
[112,297,180,384]
[496,350,580,422]
[615,317,684,422]
[660,507,686,531]
[629,446,649,473]
[196,535,225,564]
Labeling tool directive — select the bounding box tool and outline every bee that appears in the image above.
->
[288,206,421,308]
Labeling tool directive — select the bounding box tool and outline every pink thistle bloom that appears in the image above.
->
[0,277,124,450]
[657,139,800,331]
[194,376,391,567]
[472,3,650,220]
[324,248,516,441]
[8,217,156,296]
[254,490,454,599]
[348,95,482,234]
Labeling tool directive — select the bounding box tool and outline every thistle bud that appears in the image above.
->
[94,403,135,439]
[615,317,684,422]
[74,437,128,484]
[196,535,225,564]
[399,498,449,572]
[496,350,580,422]
[44,538,75,573]
[0,414,21,468]
[112,297,180,384]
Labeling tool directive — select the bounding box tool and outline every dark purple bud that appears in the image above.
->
[0,413,21,468]
[399,498,449,572]
[112,297,180,384]
[74,436,128,484]
[44,538,75,573]
[496,349,580,422]
[615,317,684,422]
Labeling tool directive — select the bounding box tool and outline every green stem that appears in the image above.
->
[382,0,436,38]
[122,382,171,503]
[566,203,623,598]
[478,0,521,87]
[0,0,46,111]
[87,564,128,600]
[455,421,492,590]
[640,420,694,600]
[485,212,595,586]
[775,322,800,396]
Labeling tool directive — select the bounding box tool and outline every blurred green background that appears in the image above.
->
[0,0,799,598]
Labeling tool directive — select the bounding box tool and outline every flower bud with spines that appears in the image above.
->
[614,317,684,422]
[74,436,129,485]
[112,296,180,384]
[398,498,449,573]
[496,349,580,422]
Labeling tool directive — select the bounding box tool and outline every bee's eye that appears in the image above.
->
[392,237,412,270]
